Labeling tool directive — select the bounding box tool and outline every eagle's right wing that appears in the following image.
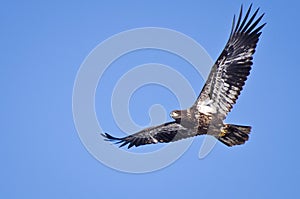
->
[194,5,265,120]
[102,122,196,148]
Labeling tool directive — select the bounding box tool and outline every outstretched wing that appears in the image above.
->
[102,122,196,148]
[195,4,265,120]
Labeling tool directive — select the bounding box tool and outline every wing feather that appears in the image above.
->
[195,5,265,119]
[102,122,196,148]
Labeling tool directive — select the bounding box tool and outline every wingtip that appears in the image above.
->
[100,133,109,141]
[101,132,132,148]
[101,132,122,141]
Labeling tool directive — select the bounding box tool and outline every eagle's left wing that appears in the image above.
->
[195,5,265,120]
[102,122,196,148]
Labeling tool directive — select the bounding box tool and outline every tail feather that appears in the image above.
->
[217,124,251,147]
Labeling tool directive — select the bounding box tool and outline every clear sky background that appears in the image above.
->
[1,0,300,198]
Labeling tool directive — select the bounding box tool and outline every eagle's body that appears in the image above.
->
[103,4,265,148]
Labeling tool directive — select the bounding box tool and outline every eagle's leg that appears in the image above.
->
[219,128,227,137]
[216,124,251,147]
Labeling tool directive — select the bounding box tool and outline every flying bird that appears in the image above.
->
[102,4,266,148]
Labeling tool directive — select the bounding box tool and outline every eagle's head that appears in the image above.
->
[170,110,182,120]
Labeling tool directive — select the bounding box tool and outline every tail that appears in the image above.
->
[217,124,251,147]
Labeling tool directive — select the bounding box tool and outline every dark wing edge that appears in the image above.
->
[195,4,266,119]
[102,122,196,149]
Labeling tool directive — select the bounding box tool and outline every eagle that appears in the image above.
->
[102,4,265,148]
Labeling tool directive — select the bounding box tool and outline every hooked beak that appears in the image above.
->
[170,111,180,119]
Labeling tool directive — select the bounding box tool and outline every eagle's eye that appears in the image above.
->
[170,110,181,119]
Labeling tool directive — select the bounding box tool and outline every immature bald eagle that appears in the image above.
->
[102,4,265,148]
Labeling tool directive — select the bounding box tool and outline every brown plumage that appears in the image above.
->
[102,4,265,148]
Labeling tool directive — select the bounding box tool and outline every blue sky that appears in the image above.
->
[1,0,300,198]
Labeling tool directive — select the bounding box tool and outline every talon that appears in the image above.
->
[219,129,227,137]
